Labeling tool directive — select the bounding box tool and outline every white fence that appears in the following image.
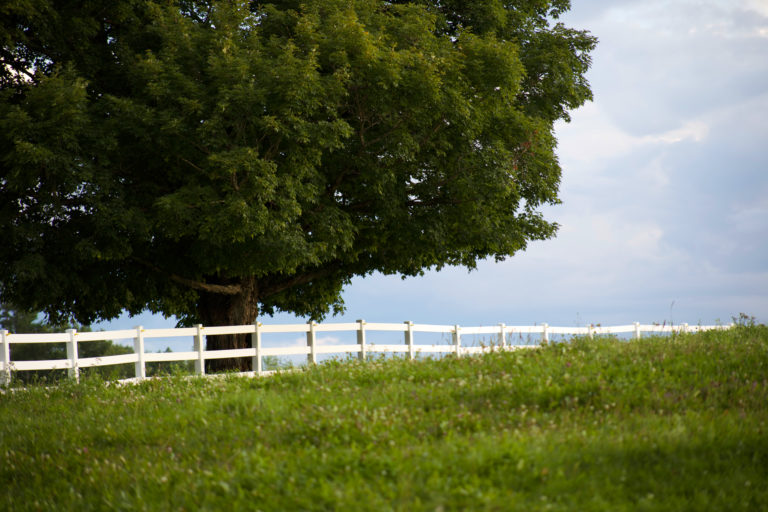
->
[0,321,733,385]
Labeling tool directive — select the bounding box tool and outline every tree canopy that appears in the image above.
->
[1,0,595,363]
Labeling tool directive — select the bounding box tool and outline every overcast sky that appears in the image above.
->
[99,0,768,334]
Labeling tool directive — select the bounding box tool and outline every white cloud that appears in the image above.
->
[555,103,637,164]
[571,0,768,136]
[626,225,664,253]
[556,105,710,170]
[728,196,768,234]
[651,120,709,144]
[638,155,670,188]
[744,0,768,18]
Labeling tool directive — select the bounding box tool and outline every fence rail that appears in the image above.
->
[0,321,733,385]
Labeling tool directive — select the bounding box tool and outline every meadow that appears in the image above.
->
[2,325,766,511]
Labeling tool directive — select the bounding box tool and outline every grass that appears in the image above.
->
[2,325,767,511]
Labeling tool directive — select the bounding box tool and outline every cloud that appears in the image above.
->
[564,0,768,137]
[744,0,768,18]
[552,0,768,297]
[729,197,768,234]
[555,104,710,170]
[652,121,709,144]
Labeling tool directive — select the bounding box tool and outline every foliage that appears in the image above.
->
[2,326,767,510]
[732,312,757,327]
[145,347,197,378]
[0,0,596,332]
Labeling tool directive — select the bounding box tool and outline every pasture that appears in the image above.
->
[2,325,766,510]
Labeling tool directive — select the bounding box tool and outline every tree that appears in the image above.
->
[1,0,596,371]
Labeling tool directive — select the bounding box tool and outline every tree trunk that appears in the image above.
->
[197,277,259,373]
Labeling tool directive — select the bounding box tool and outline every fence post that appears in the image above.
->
[307,321,317,365]
[252,322,262,375]
[1,330,10,387]
[498,323,506,350]
[542,323,549,344]
[453,325,461,357]
[133,326,146,380]
[194,324,205,376]
[66,328,79,382]
[404,321,414,360]
[357,319,366,361]
[634,322,641,340]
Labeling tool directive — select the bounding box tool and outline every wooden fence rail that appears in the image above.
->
[0,321,733,386]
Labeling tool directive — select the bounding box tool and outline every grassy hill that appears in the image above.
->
[2,325,767,511]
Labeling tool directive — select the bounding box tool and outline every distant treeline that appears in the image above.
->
[1,304,193,384]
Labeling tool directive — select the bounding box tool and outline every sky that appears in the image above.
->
[97,0,768,337]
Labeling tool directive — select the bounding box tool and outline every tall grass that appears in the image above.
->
[2,326,767,511]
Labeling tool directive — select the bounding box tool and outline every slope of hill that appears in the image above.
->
[3,326,766,510]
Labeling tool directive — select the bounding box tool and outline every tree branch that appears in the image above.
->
[180,157,204,172]
[169,274,242,295]
[260,263,341,298]
[0,54,37,83]
[132,257,242,295]
[326,168,360,196]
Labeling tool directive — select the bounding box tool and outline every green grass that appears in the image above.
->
[2,326,767,511]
